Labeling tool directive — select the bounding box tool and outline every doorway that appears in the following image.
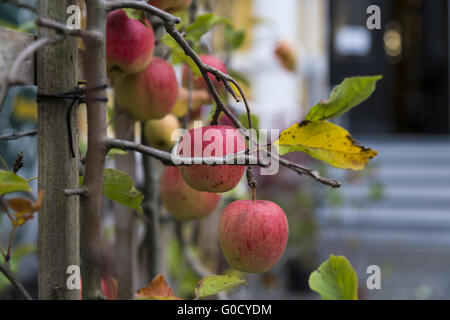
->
[329,0,449,134]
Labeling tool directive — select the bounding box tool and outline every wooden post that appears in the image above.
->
[36,0,80,300]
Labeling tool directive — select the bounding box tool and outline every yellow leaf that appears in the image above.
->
[135,274,181,300]
[12,94,37,122]
[7,191,44,227]
[276,120,378,171]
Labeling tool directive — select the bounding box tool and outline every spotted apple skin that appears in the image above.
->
[106,10,155,78]
[160,167,220,221]
[177,126,246,193]
[218,200,289,273]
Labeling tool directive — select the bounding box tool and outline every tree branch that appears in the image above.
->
[0,262,33,300]
[35,17,102,42]
[105,138,265,167]
[106,0,181,24]
[80,0,108,300]
[106,138,340,187]
[0,130,37,141]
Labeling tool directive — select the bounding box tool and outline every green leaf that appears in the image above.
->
[185,13,231,43]
[195,275,246,299]
[162,34,202,77]
[0,171,31,195]
[123,9,146,22]
[306,76,383,121]
[107,149,128,158]
[309,255,358,300]
[225,25,245,50]
[102,169,144,213]
[238,113,259,132]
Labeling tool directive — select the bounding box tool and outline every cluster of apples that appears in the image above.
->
[107,2,288,274]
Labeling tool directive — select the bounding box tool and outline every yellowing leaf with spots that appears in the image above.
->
[276,120,378,171]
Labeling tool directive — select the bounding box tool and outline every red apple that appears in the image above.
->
[182,54,228,92]
[80,276,118,300]
[101,276,118,300]
[148,0,192,13]
[218,200,289,273]
[115,57,178,121]
[177,125,246,193]
[160,167,221,221]
[218,114,235,127]
[106,9,155,78]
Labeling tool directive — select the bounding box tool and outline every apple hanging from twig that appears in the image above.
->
[218,200,289,273]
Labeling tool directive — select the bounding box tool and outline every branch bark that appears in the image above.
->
[0,262,33,300]
[80,0,108,300]
[0,131,37,141]
[35,17,102,42]
[113,107,138,300]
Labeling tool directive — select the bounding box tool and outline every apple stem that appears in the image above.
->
[246,167,257,203]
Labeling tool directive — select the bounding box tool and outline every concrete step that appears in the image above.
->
[316,207,450,230]
[328,185,450,209]
[328,165,450,188]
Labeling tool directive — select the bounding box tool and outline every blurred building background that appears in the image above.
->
[218,0,450,300]
[1,0,450,300]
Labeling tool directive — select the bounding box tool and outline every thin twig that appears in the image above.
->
[0,154,9,171]
[5,226,17,262]
[0,262,33,300]
[270,152,342,188]
[106,0,181,23]
[35,17,101,42]
[0,131,37,141]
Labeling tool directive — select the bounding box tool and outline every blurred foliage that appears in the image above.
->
[0,245,35,292]
[167,236,200,299]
